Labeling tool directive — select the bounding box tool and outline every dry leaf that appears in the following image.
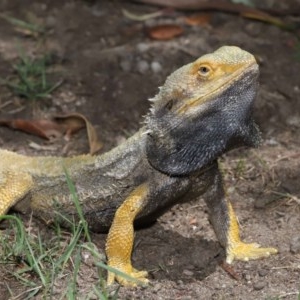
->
[185,13,211,26]
[135,0,290,29]
[147,24,183,40]
[54,113,103,155]
[0,113,102,155]
[0,119,63,139]
[220,262,241,281]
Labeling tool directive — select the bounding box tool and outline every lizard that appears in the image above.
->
[0,46,278,286]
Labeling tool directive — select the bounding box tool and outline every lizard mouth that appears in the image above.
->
[177,62,259,114]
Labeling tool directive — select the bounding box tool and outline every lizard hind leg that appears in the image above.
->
[225,201,278,264]
[105,184,149,286]
[0,171,33,215]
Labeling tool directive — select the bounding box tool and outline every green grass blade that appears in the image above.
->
[0,215,25,255]
[63,167,92,244]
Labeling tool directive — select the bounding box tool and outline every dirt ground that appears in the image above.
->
[0,0,300,299]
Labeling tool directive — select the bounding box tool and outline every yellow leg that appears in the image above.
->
[0,171,33,215]
[226,201,277,264]
[105,184,149,286]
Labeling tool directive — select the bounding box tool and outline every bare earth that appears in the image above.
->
[0,1,299,299]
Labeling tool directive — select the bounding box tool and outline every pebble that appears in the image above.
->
[258,269,269,277]
[80,242,105,266]
[243,273,251,281]
[91,8,105,17]
[265,138,278,146]
[136,43,150,53]
[120,59,132,72]
[151,61,162,73]
[183,269,194,276]
[137,60,149,74]
[286,115,300,127]
[152,282,162,293]
[278,243,290,254]
[45,15,57,28]
[253,281,266,290]
[290,236,300,254]
[185,264,195,270]
[244,23,262,37]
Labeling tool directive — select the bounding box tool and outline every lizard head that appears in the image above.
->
[146,46,261,176]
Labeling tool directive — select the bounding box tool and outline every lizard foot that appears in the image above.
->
[226,241,278,264]
[107,264,149,286]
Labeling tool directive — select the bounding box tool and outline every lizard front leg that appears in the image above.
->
[0,171,33,216]
[105,183,149,286]
[204,166,277,264]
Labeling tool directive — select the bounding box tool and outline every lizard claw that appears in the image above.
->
[107,264,149,287]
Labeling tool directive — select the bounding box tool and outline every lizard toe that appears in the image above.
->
[226,241,278,264]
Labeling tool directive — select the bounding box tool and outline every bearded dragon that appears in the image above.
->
[0,46,277,286]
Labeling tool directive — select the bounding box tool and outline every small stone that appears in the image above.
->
[176,280,184,286]
[244,23,262,37]
[286,115,300,127]
[185,264,195,270]
[151,61,162,73]
[152,282,162,293]
[91,8,105,17]
[137,60,149,74]
[265,138,278,146]
[290,236,300,254]
[258,269,269,277]
[45,15,56,28]
[253,281,266,290]
[243,273,251,281]
[183,269,194,276]
[278,243,290,254]
[81,242,105,267]
[136,43,149,52]
[120,60,131,72]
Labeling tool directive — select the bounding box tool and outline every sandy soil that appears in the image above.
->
[0,1,299,299]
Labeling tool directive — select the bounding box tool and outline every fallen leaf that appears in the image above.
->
[0,113,102,155]
[54,113,103,155]
[147,24,183,40]
[0,119,63,139]
[185,13,211,26]
[135,0,291,29]
[220,261,241,281]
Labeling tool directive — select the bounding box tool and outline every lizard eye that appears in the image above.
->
[198,65,211,77]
